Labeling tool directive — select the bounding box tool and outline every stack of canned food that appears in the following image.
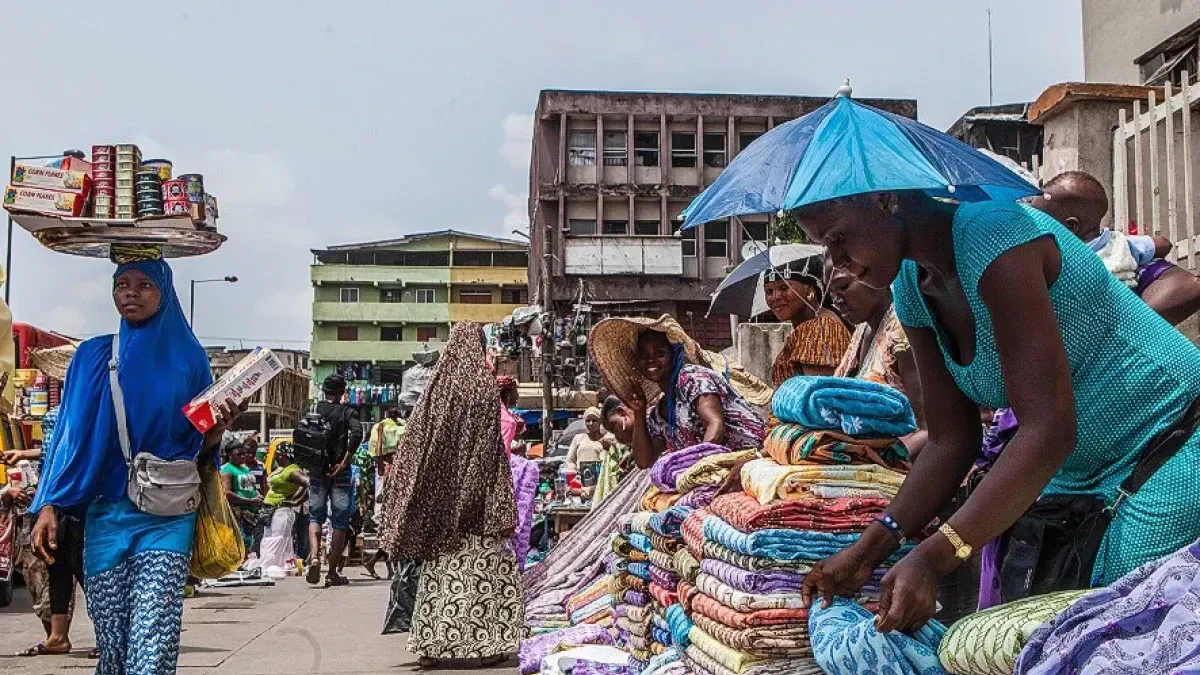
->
[91,146,116,218]
[114,144,141,219]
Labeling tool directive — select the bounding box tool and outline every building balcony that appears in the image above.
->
[312,301,450,324]
[310,265,450,286]
[564,236,684,275]
[450,267,529,286]
[310,340,439,364]
[448,303,525,324]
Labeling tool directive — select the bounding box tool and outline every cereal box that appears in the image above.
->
[10,163,91,193]
[2,185,87,217]
[183,347,284,433]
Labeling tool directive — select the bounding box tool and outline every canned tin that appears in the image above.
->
[178,174,204,203]
[115,208,136,219]
[93,180,115,191]
[94,193,113,204]
[116,178,134,190]
[137,195,162,207]
[141,159,172,182]
[115,143,139,154]
[116,195,136,207]
[135,170,160,182]
[93,208,114,219]
[189,201,206,222]
[92,169,114,180]
[91,145,115,159]
[164,198,190,215]
[162,179,188,200]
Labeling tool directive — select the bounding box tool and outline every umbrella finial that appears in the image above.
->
[836,79,853,98]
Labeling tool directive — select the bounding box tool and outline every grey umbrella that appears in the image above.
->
[707,244,826,318]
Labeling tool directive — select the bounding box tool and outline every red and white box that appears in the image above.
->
[2,185,87,217]
[10,163,91,194]
[183,347,284,432]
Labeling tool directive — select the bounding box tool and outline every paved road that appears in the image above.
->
[0,574,518,674]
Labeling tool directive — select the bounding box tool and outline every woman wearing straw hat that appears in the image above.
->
[590,316,767,469]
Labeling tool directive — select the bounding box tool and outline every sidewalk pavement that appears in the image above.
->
[0,574,518,674]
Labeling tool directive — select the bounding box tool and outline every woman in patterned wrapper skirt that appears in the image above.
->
[27,257,243,675]
[378,322,523,669]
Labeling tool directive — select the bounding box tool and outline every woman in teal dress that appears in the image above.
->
[793,191,1200,633]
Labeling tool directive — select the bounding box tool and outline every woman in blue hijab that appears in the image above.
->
[28,258,241,674]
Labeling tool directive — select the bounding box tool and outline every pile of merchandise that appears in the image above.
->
[3,145,218,225]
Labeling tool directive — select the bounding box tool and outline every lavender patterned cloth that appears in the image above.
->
[625,590,650,607]
[977,407,1018,609]
[676,484,720,509]
[1015,537,1200,675]
[651,443,731,491]
[509,454,540,571]
[519,624,615,674]
[650,565,681,591]
[701,558,808,594]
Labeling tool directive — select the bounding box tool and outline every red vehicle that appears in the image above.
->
[12,322,71,369]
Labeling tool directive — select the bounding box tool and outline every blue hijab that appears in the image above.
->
[31,259,213,513]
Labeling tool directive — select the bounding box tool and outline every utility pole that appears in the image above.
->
[537,202,554,451]
[987,8,995,106]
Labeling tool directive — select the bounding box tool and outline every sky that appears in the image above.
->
[0,0,1083,349]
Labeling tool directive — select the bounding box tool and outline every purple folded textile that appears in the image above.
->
[650,443,731,491]
[510,454,540,571]
[1136,258,1175,295]
[624,589,650,607]
[676,483,720,509]
[574,662,633,675]
[519,624,615,674]
[650,565,681,591]
[700,557,886,595]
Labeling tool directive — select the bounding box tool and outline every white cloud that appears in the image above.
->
[501,113,534,174]
[254,288,313,321]
[488,184,528,231]
[201,149,297,209]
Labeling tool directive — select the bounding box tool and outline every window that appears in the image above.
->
[635,220,660,235]
[414,288,436,304]
[742,219,769,244]
[704,220,729,258]
[739,132,763,151]
[380,326,404,341]
[338,287,359,303]
[568,219,597,236]
[336,325,358,341]
[501,288,529,304]
[674,223,697,258]
[459,288,493,304]
[382,289,402,303]
[602,220,629,235]
[634,132,659,167]
[671,132,697,168]
[493,251,528,267]
[567,131,596,166]
[703,133,727,168]
[603,131,627,167]
[416,326,438,342]
[454,251,492,267]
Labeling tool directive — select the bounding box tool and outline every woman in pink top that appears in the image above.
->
[497,376,525,456]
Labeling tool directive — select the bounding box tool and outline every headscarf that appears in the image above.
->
[496,375,517,394]
[31,259,212,513]
[583,406,602,422]
[379,322,516,559]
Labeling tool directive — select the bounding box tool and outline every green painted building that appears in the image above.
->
[310,230,529,402]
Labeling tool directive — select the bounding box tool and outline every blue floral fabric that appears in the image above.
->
[809,598,948,675]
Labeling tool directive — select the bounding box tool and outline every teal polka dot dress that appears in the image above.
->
[892,201,1200,585]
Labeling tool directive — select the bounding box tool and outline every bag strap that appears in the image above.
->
[1113,396,1200,511]
[108,335,133,468]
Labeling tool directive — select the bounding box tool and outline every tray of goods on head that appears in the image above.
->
[3,145,225,260]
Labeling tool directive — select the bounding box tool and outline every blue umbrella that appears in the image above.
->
[680,90,1040,229]
[708,243,825,318]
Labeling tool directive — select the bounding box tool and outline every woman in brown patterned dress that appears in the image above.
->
[378,322,522,669]
[766,256,852,387]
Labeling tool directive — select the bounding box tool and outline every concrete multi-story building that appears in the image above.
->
[526,90,917,350]
[1084,0,1200,85]
[309,229,529,394]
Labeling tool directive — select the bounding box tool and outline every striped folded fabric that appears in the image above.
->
[649,550,679,574]
[682,509,710,558]
[692,614,811,659]
[649,581,679,608]
[689,624,762,674]
[674,548,701,582]
[763,424,909,471]
[701,540,813,573]
[695,573,806,613]
[650,565,681,591]
[689,590,808,629]
[709,492,889,534]
[650,533,682,556]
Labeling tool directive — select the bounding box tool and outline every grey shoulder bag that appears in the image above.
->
[109,336,202,517]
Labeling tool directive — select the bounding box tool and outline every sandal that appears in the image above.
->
[88,648,101,659]
[417,656,440,670]
[479,655,507,668]
[324,572,349,588]
[305,558,322,585]
[17,642,69,657]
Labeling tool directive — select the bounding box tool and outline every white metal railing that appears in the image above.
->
[1112,74,1199,270]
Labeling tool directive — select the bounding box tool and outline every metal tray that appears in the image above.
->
[7,211,224,260]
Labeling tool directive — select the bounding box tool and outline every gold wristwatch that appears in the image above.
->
[938,523,973,561]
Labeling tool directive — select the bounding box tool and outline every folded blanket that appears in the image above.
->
[651,625,673,647]
[650,565,681,590]
[685,645,739,675]
[629,550,650,563]
[696,573,807,613]
[743,658,825,675]
[666,603,692,649]
[644,647,683,675]
[674,548,701,582]
[631,512,655,536]
[650,533,681,556]
[613,534,635,557]
[649,505,695,538]
[702,540,813,573]
[676,450,760,493]
[629,562,652,581]
[569,595,613,625]
[608,557,630,575]
[809,598,947,675]
[642,487,683,513]
[690,624,762,674]
[692,614,812,659]
[628,576,649,593]
[700,557,885,597]
[630,634,651,651]
[652,612,670,632]
[764,425,910,470]
[939,589,1090,675]
[568,578,614,615]
[629,533,654,554]
[652,443,733,490]
[649,550,678,574]
[519,624,616,674]
[710,492,889,533]
[682,509,709,558]
[705,513,915,563]
[690,591,808,629]
[649,581,679,608]
[626,604,653,625]
[742,458,905,505]
[625,589,650,607]
[773,376,917,437]
[677,483,721,509]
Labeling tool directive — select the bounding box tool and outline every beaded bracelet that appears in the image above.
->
[875,514,907,546]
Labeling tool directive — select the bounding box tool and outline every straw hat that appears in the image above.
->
[589,314,774,409]
[29,344,78,381]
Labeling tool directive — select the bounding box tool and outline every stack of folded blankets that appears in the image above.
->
[569,570,618,628]
[612,512,656,671]
[676,376,921,675]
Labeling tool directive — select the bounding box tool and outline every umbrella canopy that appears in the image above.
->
[708,244,826,318]
[680,92,1041,229]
